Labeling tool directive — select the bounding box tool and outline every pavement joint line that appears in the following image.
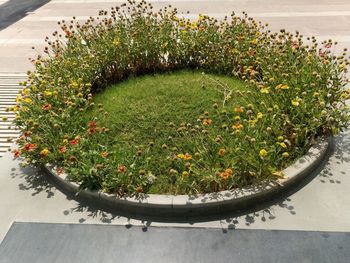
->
[1,36,350,45]
[21,11,350,22]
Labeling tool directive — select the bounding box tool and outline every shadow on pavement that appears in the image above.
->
[12,161,55,198]
[319,130,350,184]
[0,0,50,31]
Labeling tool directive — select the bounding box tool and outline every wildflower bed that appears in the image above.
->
[12,0,349,197]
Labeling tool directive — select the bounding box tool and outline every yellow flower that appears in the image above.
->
[177,153,192,160]
[260,87,269,94]
[63,139,68,144]
[112,38,120,46]
[248,119,257,127]
[275,84,289,90]
[277,136,284,142]
[44,91,53,96]
[24,98,32,104]
[40,148,50,158]
[272,171,286,179]
[257,112,263,119]
[198,14,206,21]
[11,106,19,112]
[190,22,198,29]
[71,81,79,88]
[182,171,189,178]
[291,99,300,106]
[177,153,184,159]
[282,152,289,158]
[279,142,287,148]
[259,149,268,157]
[162,144,168,150]
[171,15,180,22]
[22,89,30,95]
[16,95,22,103]
[250,38,258,45]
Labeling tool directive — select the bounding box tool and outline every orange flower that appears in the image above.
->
[42,103,52,111]
[232,123,243,130]
[202,118,212,125]
[135,186,143,193]
[183,153,192,160]
[234,107,244,113]
[23,143,37,152]
[101,151,108,158]
[218,148,226,156]
[218,168,233,180]
[118,165,126,173]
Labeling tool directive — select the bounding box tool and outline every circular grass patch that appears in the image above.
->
[12,0,349,197]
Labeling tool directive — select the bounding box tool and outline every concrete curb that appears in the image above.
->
[42,136,332,221]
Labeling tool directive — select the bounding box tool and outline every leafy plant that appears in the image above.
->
[10,0,349,195]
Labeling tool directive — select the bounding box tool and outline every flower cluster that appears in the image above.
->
[9,0,349,196]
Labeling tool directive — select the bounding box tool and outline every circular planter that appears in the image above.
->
[43,136,332,221]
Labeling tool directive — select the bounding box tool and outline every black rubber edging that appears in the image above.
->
[42,136,332,222]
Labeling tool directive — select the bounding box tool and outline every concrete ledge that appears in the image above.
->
[42,136,332,221]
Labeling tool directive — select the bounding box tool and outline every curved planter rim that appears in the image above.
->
[43,136,332,221]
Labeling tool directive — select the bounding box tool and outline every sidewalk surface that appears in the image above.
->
[0,1,349,262]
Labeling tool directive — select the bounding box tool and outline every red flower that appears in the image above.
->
[13,149,21,158]
[319,49,326,58]
[70,139,78,146]
[118,165,126,173]
[88,121,97,128]
[291,41,299,49]
[23,143,37,152]
[87,121,97,135]
[23,131,31,137]
[42,104,52,111]
[58,146,66,153]
[324,42,332,49]
[87,127,96,135]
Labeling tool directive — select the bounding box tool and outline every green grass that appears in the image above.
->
[83,70,248,194]
[90,70,246,148]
